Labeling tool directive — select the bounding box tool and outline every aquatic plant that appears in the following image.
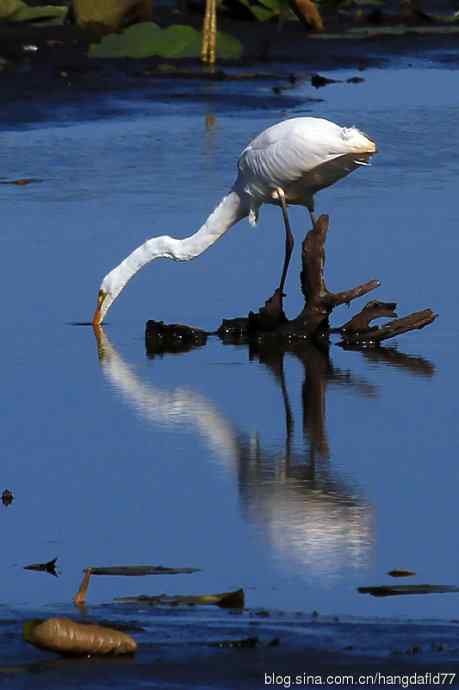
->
[89,21,242,59]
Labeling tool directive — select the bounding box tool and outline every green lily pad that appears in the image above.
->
[89,22,161,58]
[89,21,242,60]
[0,0,67,22]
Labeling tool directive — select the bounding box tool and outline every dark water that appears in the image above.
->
[1,64,459,630]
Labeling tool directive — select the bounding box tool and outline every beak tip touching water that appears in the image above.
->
[92,289,107,328]
[92,310,102,328]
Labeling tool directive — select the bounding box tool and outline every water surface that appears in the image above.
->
[1,63,458,625]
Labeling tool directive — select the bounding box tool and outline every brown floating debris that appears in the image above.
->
[24,557,58,577]
[74,565,201,606]
[115,588,245,609]
[88,565,201,576]
[358,584,459,597]
[1,489,13,506]
[0,179,41,186]
[387,569,416,578]
[210,636,258,649]
[23,617,137,656]
[310,73,340,88]
[74,568,92,607]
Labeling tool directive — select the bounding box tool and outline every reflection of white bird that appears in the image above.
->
[92,117,377,325]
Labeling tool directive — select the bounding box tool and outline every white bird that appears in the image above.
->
[92,116,377,326]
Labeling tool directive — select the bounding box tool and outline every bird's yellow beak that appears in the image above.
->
[92,290,107,327]
[368,139,377,154]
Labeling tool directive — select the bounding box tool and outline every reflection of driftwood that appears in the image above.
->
[115,588,244,609]
[218,214,436,347]
[359,347,435,377]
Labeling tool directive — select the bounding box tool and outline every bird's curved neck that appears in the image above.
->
[103,190,247,300]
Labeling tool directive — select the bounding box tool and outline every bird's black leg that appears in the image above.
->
[275,187,294,294]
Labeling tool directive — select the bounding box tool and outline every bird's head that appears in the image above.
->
[342,127,377,155]
[92,271,122,326]
[92,289,112,327]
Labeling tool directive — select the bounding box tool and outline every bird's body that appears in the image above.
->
[237,117,373,213]
[92,117,376,325]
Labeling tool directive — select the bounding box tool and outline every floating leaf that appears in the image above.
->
[0,0,67,22]
[89,22,242,60]
[89,22,161,58]
[216,32,243,59]
[153,25,202,58]
[24,617,137,656]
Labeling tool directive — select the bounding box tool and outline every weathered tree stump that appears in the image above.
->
[147,213,437,351]
[217,214,437,347]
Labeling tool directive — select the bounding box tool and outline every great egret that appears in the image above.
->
[92,116,376,326]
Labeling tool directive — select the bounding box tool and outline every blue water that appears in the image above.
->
[1,64,459,625]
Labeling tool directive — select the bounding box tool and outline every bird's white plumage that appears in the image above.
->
[237,117,374,209]
[93,117,376,324]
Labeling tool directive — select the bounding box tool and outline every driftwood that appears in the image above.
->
[217,214,436,346]
[359,584,459,597]
[145,213,436,350]
[115,588,245,609]
[73,565,200,606]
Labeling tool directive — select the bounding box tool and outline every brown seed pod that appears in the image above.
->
[24,617,137,656]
